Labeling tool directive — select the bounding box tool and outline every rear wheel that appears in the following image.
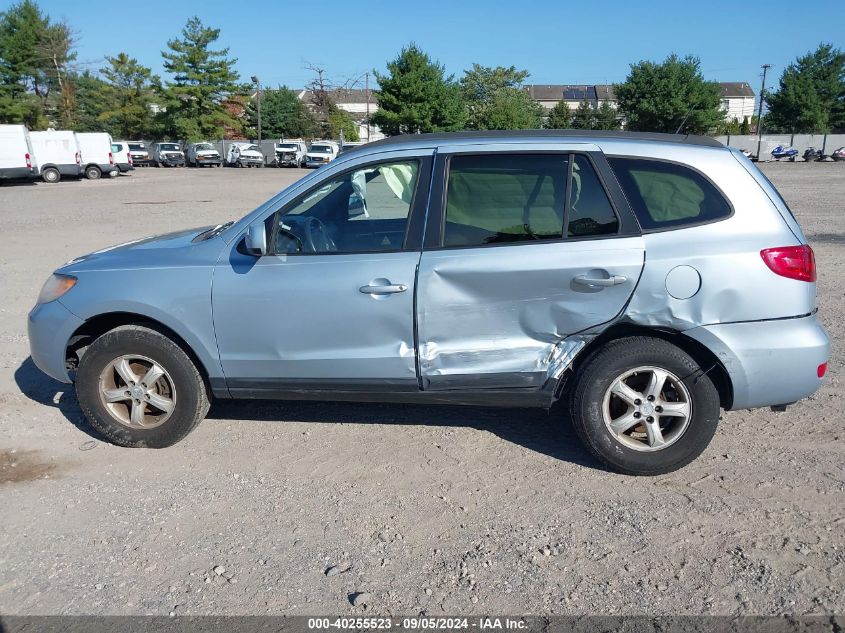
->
[76,325,210,448]
[568,337,720,475]
[42,167,61,183]
[85,165,101,180]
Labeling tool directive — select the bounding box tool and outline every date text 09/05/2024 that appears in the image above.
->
[307,617,529,630]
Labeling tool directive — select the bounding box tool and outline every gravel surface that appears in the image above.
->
[0,163,842,616]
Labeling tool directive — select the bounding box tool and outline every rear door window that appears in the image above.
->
[608,157,731,230]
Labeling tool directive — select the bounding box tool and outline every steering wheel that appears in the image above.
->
[303,216,337,253]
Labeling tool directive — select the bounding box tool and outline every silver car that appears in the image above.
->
[27,131,830,475]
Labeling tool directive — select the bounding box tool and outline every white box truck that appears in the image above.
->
[30,130,83,183]
[0,124,37,182]
[76,132,117,180]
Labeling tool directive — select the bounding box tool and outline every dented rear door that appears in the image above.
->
[416,143,645,390]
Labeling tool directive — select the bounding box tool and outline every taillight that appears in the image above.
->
[817,362,827,378]
[108,151,114,165]
[25,152,31,169]
[760,245,816,282]
[128,153,133,166]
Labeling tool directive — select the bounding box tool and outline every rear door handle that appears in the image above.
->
[574,274,628,287]
[359,283,408,295]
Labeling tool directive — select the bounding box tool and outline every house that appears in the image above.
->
[298,88,384,142]
[524,81,755,124]
[523,84,618,111]
[718,82,755,123]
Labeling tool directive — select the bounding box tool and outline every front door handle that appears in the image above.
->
[573,273,628,287]
[359,283,408,295]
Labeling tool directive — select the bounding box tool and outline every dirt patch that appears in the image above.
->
[0,450,58,484]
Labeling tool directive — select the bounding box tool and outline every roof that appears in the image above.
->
[359,130,724,152]
[524,84,617,102]
[301,88,376,105]
[719,82,755,98]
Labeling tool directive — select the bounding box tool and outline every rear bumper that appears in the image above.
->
[684,314,830,410]
[27,299,85,383]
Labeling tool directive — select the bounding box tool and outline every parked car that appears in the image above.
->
[150,142,185,167]
[274,139,307,167]
[27,130,830,475]
[127,142,151,166]
[226,142,265,168]
[30,130,82,183]
[186,142,222,167]
[304,140,339,167]
[111,141,134,173]
[0,124,37,182]
[76,132,117,180]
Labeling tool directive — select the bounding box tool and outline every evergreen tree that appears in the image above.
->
[245,86,316,139]
[594,100,620,130]
[97,53,158,138]
[616,54,723,133]
[765,44,845,133]
[570,98,596,129]
[545,99,572,129]
[460,64,538,129]
[160,16,241,140]
[373,43,466,135]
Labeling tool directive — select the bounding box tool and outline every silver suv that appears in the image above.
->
[27,131,830,475]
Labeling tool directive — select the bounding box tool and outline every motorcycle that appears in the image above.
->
[771,145,799,161]
[802,147,826,162]
[832,147,845,162]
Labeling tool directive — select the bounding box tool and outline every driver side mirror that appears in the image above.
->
[244,222,267,257]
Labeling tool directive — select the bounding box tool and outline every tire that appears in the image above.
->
[76,325,210,448]
[568,336,720,476]
[85,165,101,180]
[42,167,61,183]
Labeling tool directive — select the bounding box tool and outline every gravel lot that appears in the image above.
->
[0,162,842,616]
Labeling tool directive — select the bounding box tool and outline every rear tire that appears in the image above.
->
[76,325,210,448]
[568,336,720,475]
[42,167,61,183]
[85,165,101,180]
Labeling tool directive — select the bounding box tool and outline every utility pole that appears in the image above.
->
[251,75,262,150]
[365,72,370,143]
[755,64,772,161]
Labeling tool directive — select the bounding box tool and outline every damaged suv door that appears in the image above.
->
[417,145,645,391]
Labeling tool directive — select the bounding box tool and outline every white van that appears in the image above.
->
[30,130,82,183]
[76,132,117,180]
[0,124,37,182]
[111,141,134,173]
[225,142,264,167]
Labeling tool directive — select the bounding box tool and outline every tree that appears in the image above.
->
[0,0,75,127]
[245,86,316,139]
[461,64,531,129]
[595,100,620,130]
[160,16,240,140]
[570,99,596,129]
[72,70,107,131]
[616,54,723,133]
[373,43,466,135]
[765,44,845,133]
[472,87,543,129]
[545,100,572,129]
[327,107,358,141]
[95,53,158,138]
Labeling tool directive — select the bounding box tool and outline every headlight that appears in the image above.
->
[37,274,77,304]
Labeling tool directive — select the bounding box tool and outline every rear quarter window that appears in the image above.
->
[608,157,731,230]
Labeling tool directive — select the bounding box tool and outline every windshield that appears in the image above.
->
[277,144,297,150]
[310,145,332,153]
[160,144,180,151]
[194,143,214,151]
[243,145,260,152]
[128,143,144,151]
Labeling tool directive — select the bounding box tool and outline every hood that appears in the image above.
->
[196,149,220,157]
[58,225,222,274]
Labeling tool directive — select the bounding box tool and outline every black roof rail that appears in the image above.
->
[364,129,724,149]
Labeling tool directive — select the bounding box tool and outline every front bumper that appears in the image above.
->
[28,300,85,383]
[159,158,185,166]
[684,314,830,410]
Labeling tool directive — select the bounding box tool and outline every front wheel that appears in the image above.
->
[76,325,210,448]
[568,337,720,475]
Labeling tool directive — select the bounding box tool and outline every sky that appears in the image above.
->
[19,0,845,98]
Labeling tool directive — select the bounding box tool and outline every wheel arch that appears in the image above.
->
[66,312,220,398]
[566,323,734,410]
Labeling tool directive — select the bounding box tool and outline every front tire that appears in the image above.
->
[568,337,720,475]
[76,325,210,448]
